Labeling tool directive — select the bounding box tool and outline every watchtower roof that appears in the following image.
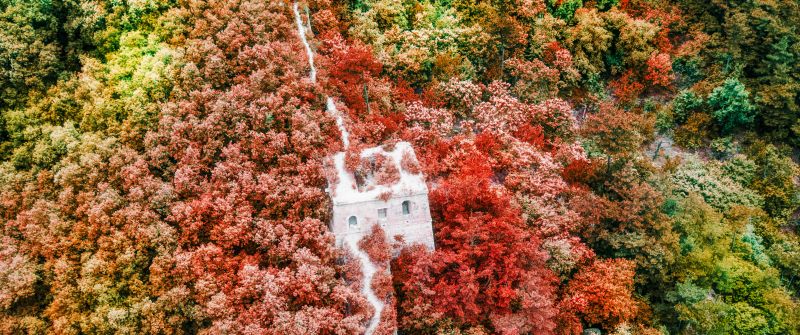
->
[329,141,428,205]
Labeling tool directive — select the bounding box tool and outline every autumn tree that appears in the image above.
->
[1,0,799,334]
[563,258,640,330]
[394,150,558,334]
[581,103,649,175]
[0,1,372,333]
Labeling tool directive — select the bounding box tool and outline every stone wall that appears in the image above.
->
[331,192,435,251]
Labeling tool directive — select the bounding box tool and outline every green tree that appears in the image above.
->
[0,0,62,108]
[671,90,704,125]
[748,142,800,219]
[755,36,800,144]
[661,195,800,335]
[707,78,755,133]
[552,0,582,23]
[670,0,800,144]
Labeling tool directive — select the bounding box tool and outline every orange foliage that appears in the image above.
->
[645,52,674,88]
[565,259,640,327]
[610,70,645,104]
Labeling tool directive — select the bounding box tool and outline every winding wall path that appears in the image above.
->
[292,3,381,334]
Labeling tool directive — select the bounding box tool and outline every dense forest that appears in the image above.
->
[0,0,799,334]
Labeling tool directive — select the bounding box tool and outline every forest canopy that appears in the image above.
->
[0,0,798,334]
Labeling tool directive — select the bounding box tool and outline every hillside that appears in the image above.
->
[1,0,799,334]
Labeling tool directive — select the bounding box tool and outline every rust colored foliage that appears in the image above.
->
[393,150,558,334]
[3,0,799,334]
[400,150,422,175]
[359,225,392,265]
[137,1,370,333]
[320,34,406,144]
[610,70,645,104]
[514,124,547,149]
[324,36,382,114]
[645,52,674,88]
[357,226,398,335]
[564,259,640,327]
[373,154,401,187]
[560,158,598,186]
[582,103,647,159]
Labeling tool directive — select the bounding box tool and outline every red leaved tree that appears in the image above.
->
[393,150,558,335]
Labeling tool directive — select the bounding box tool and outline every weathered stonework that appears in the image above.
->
[327,142,435,251]
[331,193,435,250]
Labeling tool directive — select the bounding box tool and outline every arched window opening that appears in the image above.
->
[402,200,411,215]
[348,216,358,227]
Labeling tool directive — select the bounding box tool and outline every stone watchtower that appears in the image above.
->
[327,142,435,250]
